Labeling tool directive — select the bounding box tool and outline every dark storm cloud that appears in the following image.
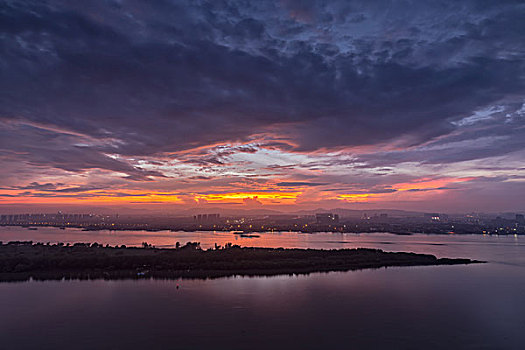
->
[355,103,525,167]
[11,182,62,191]
[174,144,260,167]
[0,182,103,194]
[340,188,398,195]
[406,187,455,192]
[1,0,524,175]
[0,120,165,180]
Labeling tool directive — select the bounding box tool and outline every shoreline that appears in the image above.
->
[1,223,414,235]
[0,242,483,282]
[1,223,517,236]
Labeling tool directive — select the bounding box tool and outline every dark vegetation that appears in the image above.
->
[0,241,482,282]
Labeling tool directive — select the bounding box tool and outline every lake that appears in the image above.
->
[1,226,525,349]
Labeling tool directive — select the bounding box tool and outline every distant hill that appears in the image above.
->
[295,208,424,218]
[172,207,425,218]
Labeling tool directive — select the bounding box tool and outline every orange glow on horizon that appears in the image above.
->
[195,191,301,204]
[0,177,477,206]
[0,190,182,204]
[0,190,302,205]
[335,177,477,203]
[393,177,476,191]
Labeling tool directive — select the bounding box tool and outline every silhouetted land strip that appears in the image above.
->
[0,242,482,282]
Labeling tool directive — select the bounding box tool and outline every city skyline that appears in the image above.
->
[1,1,525,213]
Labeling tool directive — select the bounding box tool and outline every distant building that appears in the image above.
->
[194,213,220,222]
[316,213,339,224]
[424,213,448,222]
[516,214,525,224]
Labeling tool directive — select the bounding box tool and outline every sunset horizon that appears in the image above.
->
[1,1,524,214]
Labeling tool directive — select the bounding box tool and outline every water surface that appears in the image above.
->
[1,227,524,349]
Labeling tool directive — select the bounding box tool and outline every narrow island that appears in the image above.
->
[0,241,482,282]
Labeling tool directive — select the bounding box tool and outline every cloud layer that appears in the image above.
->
[1,0,524,212]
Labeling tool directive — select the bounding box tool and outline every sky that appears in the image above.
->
[1,0,524,214]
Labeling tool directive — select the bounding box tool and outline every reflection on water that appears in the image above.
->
[1,227,525,349]
[1,226,524,263]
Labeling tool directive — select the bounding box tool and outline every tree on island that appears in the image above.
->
[180,242,201,250]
